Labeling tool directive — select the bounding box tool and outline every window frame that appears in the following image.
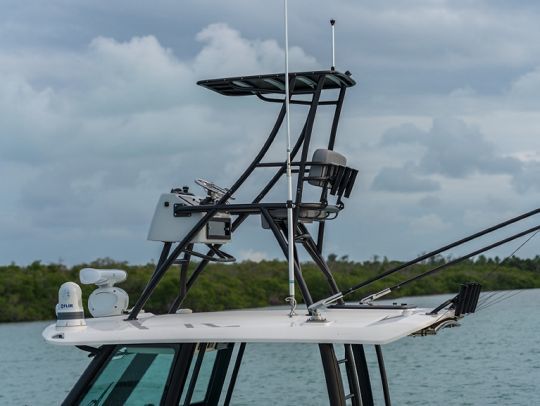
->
[74,343,182,406]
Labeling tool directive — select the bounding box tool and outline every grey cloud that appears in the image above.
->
[418,196,441,208]
[511,161,540,193]
[371,117,530,196]
[507,67,540,110]
[380,123,427,146]
[2,1,540,264]
[0,22,320,264]
[371,163,440,193]
[377,118,523,180]
[419,118,522,178]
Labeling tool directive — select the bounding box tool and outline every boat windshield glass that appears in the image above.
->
[178,348,217,404]
[78,345,176,406]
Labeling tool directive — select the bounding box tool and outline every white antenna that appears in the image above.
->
[284,0,296,317]
[330,19,336,70]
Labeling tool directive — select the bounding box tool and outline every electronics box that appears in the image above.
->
[147,192,231,244]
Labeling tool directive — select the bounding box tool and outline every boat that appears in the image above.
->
[42,18,540,406]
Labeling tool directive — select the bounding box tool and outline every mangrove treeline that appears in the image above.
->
[1,255,540,322]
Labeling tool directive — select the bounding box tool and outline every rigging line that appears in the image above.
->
[477,289,523,312]
[340,208,540,298]
[309,222,540,312]
[356,224,540,304]
[477,230,539,308]
[476,290,524,311]
[477,289,523,311]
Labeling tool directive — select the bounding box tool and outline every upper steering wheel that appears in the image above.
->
[194,178,235,201]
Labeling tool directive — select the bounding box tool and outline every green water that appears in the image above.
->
[1,290,539,405]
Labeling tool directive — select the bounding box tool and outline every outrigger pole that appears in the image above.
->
[309,207,540,312]
[284,0,297,316]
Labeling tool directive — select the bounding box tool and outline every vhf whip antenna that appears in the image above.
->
[330,19,336,71]
[284,0,296,317]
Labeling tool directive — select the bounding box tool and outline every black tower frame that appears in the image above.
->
[128,70,357,320]
[67,70,392,406]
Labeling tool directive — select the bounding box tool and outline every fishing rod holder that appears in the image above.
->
[359,288,391,305]
[308,292,344,318]
[428,282,482,316]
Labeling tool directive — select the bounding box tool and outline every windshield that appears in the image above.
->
[79,346,176,406]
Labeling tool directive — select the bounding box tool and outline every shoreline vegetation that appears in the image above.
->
[1,255,539,323]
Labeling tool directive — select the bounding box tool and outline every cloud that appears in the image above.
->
[408,213,451,234]
[194,23,318,77]
[419,118,522,178]
[373,118,525,194]
[238,249,269,263]
[508,67,540,109]
[0,23,318,264]
[380,122,427,146]
[371,163,440,193]
[2,2,540,264]
[511,161,540,193]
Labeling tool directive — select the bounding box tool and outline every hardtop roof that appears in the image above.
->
[197,70,356,97]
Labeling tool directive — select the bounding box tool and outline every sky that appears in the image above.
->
[1,0,539,265]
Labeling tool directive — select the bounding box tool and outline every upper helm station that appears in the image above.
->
[131,69,360,319]
[55,69,361,324]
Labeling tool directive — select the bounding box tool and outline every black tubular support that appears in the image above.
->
[297,223,342,301]
[223,343,246,406]
[313,88,345,254]
[164,344,197,405]
[344,344,362,406]
[178,244,193,304]
[62,345,115,406]
[316,221,326,253]
[255,93,339,105]
[128,207,218,319]
[352,344,374,406]
[131,71,354,319]
[375,345,392,406]
[319,344,347,406]
[204,343,235,405]
[129,95,289,320]
[261,207,313,305]
[183,343,208,405]
[294,77,325,231]
[328,86,346,150]
[157,242,172,271]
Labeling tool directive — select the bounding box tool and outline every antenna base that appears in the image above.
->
[306,309,327,323]
[286,296,297,317]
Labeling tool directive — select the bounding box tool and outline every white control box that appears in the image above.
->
[147,192,231,244]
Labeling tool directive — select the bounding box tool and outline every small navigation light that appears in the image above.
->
[56,282,86,327]
[80,268,129,318]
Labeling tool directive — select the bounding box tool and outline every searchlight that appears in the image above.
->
[80,268,129,318]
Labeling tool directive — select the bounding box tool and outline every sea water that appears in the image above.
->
[0,290,538,405]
